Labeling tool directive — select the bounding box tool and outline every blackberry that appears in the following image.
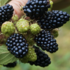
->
[29,46,51,67]
[6,33,28,58]
[0,4,14,25]
[23,0,50,19]
[3,62,17,67]
[34,30,58,53]
[37,10,70,29]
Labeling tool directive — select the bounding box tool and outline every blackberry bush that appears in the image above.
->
[23,0,50,19]
[6,33,28,58]
[34,30,58,53]
[37,10,70,29]
[0,4,14,25]
[0,0,70,68]
[29,46,51,67]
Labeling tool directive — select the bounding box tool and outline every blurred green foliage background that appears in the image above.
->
[0,0,70,70]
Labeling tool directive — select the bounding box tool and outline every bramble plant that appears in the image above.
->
[0,0,70,68]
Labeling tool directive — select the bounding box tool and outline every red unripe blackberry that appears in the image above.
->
[34,30,58,53]
[6,33,28,58]
[0,4,14,25]
[3,62,17,68]
[37,10,70,29]
[29,46,51,67]
[23,0,50,19]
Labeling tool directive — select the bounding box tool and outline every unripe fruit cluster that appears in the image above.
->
[1,18,41,36]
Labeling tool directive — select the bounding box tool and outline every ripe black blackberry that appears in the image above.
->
[23,0,50,19]
[29,46,51,67]
[34,30,58,53]
[37,10,70,29]
[6,33,28,58]
[0,4,14,25]
[3,62,17,68]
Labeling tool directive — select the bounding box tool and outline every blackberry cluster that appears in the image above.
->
[6,33,28,58]
[29,46,51,67]
[3,62,17,68]
[0,4,14,25]
[37,10,70,29]
[23,0,50,19]
[34,30,58,53]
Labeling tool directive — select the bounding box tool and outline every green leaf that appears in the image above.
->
[0,45,17,65]
[0,0,10,7]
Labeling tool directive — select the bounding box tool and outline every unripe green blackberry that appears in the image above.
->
[1,21,15,36]
[16,19,29,33]
[20,47,37,63]
[27,47,37,62]
[16,18,26,26]
[17,18,25,23]
[12,15,18,21]
[30,23,41,35]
